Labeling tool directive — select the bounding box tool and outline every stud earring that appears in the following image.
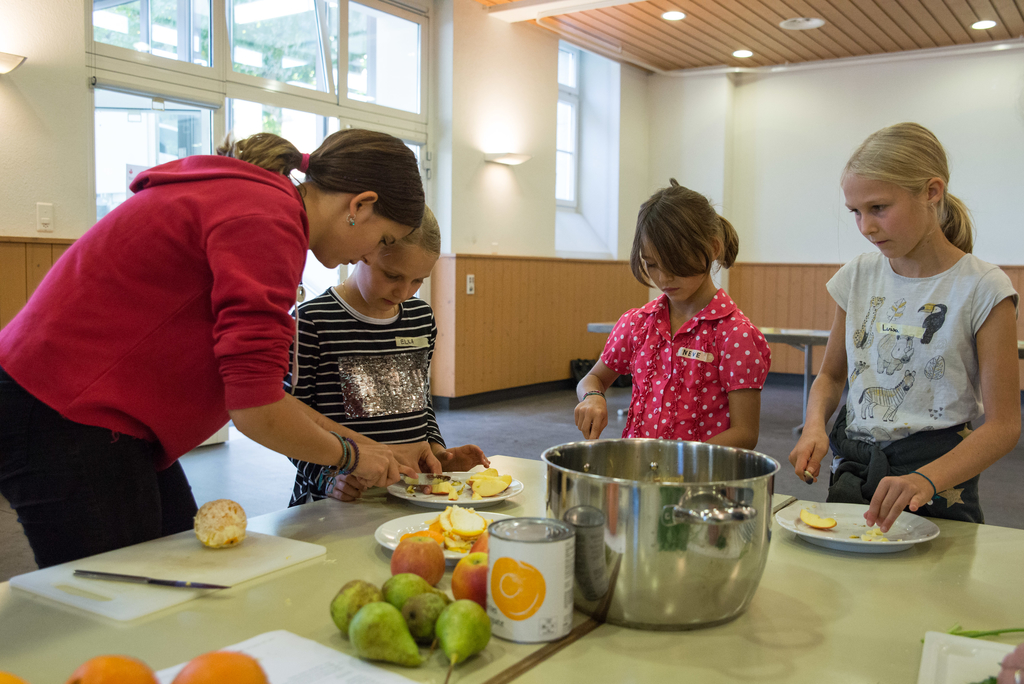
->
[347,214,356,226]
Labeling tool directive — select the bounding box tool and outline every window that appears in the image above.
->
[93,0,212,65]
[94,89,213,219]
[230,0,338,93]
[556,45,579,207]
[348,2,422,114]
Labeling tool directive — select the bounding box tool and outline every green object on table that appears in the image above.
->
[948,623,1024,639]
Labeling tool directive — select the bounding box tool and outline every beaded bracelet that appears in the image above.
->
[583,390,606,400]
[339,436,360,475]
[909,470,938,500]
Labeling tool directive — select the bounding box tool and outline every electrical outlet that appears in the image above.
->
[466,274,475,295]
[36,203,54,233]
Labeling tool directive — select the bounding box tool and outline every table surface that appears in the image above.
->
[2,455,1023,684]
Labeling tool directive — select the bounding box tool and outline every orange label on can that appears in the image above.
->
[490,557,546,621]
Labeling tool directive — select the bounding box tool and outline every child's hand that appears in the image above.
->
[997,642,1024,684]
[436,444,489,472]
[329,473,367,502]
[353,442,416,488]
[574,396,608,440]
[865,473,933,532]
[788,427,830,482]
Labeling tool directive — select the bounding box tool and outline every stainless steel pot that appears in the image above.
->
[542,439,780,630]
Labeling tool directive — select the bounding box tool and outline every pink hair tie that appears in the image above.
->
[298,153,310,174]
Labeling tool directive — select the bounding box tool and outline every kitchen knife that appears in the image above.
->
[73,570,230,590]
[402,473,454,485]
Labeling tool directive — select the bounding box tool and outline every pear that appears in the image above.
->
[383,573,448,610]
[402,591,449,642]
[435,599,491,684]
[348,601,423,667]
[330,579,384,636]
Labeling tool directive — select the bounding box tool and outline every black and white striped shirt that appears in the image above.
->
[285,288,444,506]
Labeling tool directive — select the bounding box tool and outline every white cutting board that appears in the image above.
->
[10,530,325,621]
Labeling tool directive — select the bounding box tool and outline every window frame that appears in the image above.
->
[556,43,580,210]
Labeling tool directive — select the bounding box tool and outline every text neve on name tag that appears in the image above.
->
[396,336,429,348]
[875,322,926,339]
[677,347,714,363]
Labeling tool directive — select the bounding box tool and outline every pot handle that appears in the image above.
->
[662,492,758,525]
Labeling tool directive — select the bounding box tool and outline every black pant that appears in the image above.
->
[0,367,198,568]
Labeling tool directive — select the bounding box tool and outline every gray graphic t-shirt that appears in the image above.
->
[827,252,1017,444]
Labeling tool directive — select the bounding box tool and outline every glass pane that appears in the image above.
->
[555,150,575,203]
[348,2,420,114]
[558,48,576,88]
[93,0,212,67]
[231,0,336,92]
[556,100,574,153]
[95,89,212,220]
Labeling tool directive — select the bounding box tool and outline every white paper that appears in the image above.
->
[157,630,415,683]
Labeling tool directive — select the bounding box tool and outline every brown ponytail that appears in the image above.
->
[219,129,424,230]
[843,122,974,253]
[630,179,740,286]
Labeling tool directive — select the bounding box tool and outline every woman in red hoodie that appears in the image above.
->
[0,129,435,567]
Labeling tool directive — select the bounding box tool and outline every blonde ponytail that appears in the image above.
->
[217,132,303,176]
[844,122,974,253]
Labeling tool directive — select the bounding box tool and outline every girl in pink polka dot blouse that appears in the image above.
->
[575,180,771,448]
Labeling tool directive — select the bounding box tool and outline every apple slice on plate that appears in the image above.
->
[799,508,837,530]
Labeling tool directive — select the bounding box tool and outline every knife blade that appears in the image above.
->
[403,473,455,485]
[73,570,230,590]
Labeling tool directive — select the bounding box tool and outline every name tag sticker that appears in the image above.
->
[875,322,926,339]
[677,347,714,363]
[396,336,429,348]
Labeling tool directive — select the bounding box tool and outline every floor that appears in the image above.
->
[3,377,1022,582]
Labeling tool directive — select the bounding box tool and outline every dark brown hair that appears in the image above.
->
[218,129,424,230]
[843,122,972,253]
[630,180,739,286]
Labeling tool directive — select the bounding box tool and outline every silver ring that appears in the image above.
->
[1015,668,1023,684]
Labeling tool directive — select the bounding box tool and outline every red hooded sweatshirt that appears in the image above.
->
[0,156,308,469]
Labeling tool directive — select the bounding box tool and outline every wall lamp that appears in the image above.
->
[0,52,27,75]
[484,152,532,166]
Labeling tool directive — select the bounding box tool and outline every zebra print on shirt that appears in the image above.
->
[285,287,444,506]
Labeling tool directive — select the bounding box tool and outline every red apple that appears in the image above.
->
[451,552,488,607]
[391,537,446,586]
[469,531,489,554]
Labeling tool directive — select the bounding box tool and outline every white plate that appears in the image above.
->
[775,501,940,553]
[917,631,1015,684]
[386,473,524,509]
[374,511,513,561]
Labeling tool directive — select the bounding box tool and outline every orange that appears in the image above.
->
[0,672,31,684]
[490,557,546,621]
[427,520,445,536]
[65,655,157,684]
[400,529,444,545]
[171,651,268,684]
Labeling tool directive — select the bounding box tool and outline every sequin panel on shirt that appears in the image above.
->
[337,349,430,417]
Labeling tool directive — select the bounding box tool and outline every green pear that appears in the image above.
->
[402,591,449,643]
[330,579,384,636]
[436,599,491,683]
[383,572,448,611]
[348,601,423,667]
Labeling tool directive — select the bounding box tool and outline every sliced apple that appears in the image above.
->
[449,506,486,538]
[431,481,452,495]
[799,508,837,530]
[468,468,499,482]
[471,476,511,497]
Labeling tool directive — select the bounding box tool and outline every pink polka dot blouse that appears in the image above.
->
[600,289,771,442]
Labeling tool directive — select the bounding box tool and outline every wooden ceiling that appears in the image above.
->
[473,0,1024,72]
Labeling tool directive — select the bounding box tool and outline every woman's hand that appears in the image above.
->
[997,642,1024,684]
[436,444,489,472]
[351,442,415,488]
[575,396,608,439]
[390,442,442,475]
[789,426,830,482]
[864,473,933,532]
[329,473,368,502]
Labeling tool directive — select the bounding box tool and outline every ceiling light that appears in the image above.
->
[661,11,685,21]
[972,20,996,30]
[779,17,825,30]
[485,153,532,166]
[0,51,27,75]
[733,49,753,58]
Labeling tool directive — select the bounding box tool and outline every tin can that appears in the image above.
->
[563,505,609,602]
[486,518,575,643]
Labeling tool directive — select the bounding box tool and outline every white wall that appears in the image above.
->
[649,47,1024,267]
[0,0,94,238]
[616,63,650,262]
[435,0,558,256]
